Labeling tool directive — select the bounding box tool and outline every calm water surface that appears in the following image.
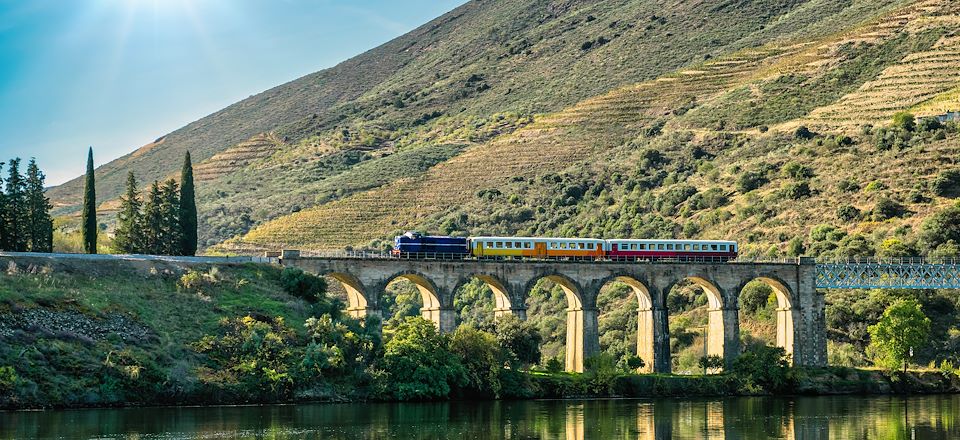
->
[1,395,958,439]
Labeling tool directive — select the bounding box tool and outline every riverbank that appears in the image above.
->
[1,255,959,411]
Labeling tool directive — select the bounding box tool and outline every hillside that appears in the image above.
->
[219,0,960,257]
[45,0,924,249]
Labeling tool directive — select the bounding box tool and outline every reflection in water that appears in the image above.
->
[0,395,958,439]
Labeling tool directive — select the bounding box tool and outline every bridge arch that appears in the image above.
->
[737,275,796,361]
[379,271,451,332]
[452,273,520,320]
[663,276,735,373]
[523,272,594,372]
[594,274,659,372]
[315,271,380,325]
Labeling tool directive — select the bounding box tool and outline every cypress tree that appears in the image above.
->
[5,158,28,252]
[159,179,182,255]
[114,171,144,254]
[142,181,163,255]
[81,147,97,254]
[178,152,197,256]
[25,159,53,252]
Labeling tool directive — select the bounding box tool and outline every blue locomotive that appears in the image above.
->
[392,231,470,256]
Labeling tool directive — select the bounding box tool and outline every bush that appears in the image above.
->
[698,355,725,373]
[449,326,506,398]
[0,366,16,395]
[837,179,860,192]
[872,198,905,221]
[931,169,960,197]
[732,345,792,392]
[892,112,916,132]
[782,162,814,179]
[836,204,861,222]
[737,170,768,193]
[740,281,774,314]
[379,317,466,400]
[919,204,960,251]
[280,267,327,303]
[544,357,564,373]
[494,315,542,368]
[794,126,815,140]
[782,181,812,200]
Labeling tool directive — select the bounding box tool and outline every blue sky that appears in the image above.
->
[0,0,465,185]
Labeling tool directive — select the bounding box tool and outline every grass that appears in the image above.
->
[0,257,316,408]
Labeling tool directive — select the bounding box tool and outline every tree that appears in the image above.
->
[81,147,97,253]
[159,179,182,255]
[0,162,5,250]
[493,315,542,367]
[3,158,27,251]
[449,326,506,397]
[25,159,53,252]
[892,112,916,132]
[919,203,960,252]
[113,172,144,254]
[379,317,466,400]
[179,152,198,256]
[868,299,931,373]
[142,181,164,254]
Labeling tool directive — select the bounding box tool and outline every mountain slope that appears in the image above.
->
[48,0,911,232]
[218,0,960,256]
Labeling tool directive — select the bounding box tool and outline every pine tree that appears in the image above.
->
[159,179,182,255]
[142,181,163,255]
[179,152,198,256]
[25,159,53,252]
[5,158,28,252]
[113,171,144,254]
[81,147,97,254]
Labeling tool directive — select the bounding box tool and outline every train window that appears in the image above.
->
[657,244,664,250]
[693,244,700,251]
[506,242,513,249]
[684,244,691,251]
[666,244,673,250]
[637,244,644,250]
[496,242,503,248]
[711,244,718,251]
[589,243,595,250]
[719,244,727,251]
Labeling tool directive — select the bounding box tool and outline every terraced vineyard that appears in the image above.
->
[193,134,287,183]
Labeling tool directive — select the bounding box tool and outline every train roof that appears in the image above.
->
[606,239,737,244]
[470,236,605,242]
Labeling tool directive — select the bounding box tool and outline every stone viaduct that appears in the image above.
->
[282,255,826,373]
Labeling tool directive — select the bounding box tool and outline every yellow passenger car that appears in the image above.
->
[471,237,604,259]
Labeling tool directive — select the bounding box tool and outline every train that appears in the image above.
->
[392,231,738,261]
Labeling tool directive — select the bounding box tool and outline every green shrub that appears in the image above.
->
[544,357,564,373]
[794,126,815,140]
[892,112,916,132]
[494,315,542,368]
[919,204,960,252]
[782,181,812,200]
[782,162,814,179]
[872,198,905,221]
[450,326,507,398]
[737,170,768,193]
[740,281,774,314]
[931,169,960,197]
[698,355,725,373]
[280,267,327,303]
[0,366,16,394]
[732,345,792,392]
[837,179,860,192]
[379,317,466,400]
[836,204,861,222]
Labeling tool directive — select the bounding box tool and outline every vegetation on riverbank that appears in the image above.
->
[2,256,959,410]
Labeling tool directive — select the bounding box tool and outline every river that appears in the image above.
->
[1,395,958,439]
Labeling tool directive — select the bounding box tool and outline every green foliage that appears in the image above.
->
[794,126,815,140]
[449,326,506,397]
[698,355,724,373]
[0,366,16,395]
[892,112,916,132]
[179,152,198,256]
[732,345,791,392]
[919,203,960,252]
[836,204,861,222]
[279,267,328,304]
[4,158,27,251]
[194,316,299,399]
[782,162,814,180]
[113,172,144,254]
[544,357,564,373]
[378,317,466,400]
[931,169,960,198]
[81,147,97,254]
[302,314,380,380]
[493,315,542,368]
[782,181,812,200]
[740,281,774,314]
[25,159,53,252]
[872,198,905,221]
[736,169,769,193]
[868,299,932,372]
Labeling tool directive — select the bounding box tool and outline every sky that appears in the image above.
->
[0,0,466,185]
